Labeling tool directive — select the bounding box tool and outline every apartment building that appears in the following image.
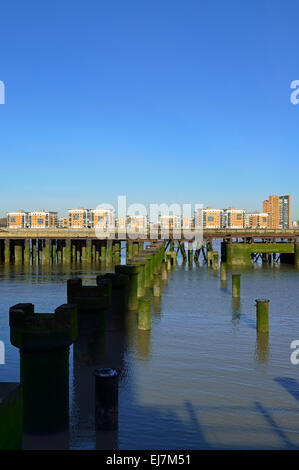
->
[68,208,90,228]
[160,215,181,229]
[263,195,291,228]
[244,212,269,229]
[90,208,115,228]
[200,208,223,229]
[223,208,245,228]
[59,217,69,228]
[128,215,147,229]
[29,211,58,228]
[7,210,28,228]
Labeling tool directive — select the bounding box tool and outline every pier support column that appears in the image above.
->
[256,299,269,332]
[63,240,71,264]
[188,243,193,267]
[86,240,92,263]
[161,260,167,282]
[138,297,151,330]
[14,240,23,264]
[44,239,51,264]
[220,262,227,281]
[9,303,77,447]
[115,265,139,311]
[38,240,43,263]
[32,240,36,265]
[101,243,107,268]
[153,273,161,297]
[52,240,57,264]
[4,239,10,264]
[24,240,30,265]
[232,274,240,298]
[213,251,219,270]
[94,368,119,432]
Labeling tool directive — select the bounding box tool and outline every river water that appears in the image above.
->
[1,242,299,450]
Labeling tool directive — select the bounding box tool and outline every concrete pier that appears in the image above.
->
[9,303,77,445]
[67,278,112,314]
[153,273,162,297]
[220,262,227,281]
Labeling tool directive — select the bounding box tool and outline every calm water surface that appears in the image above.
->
[1,244,299,450]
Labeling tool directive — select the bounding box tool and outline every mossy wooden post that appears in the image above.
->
[76,241,81,263]
[220,262,227,281]
[256,299,269,332]
[72,242,76,263]
[44,239,51,264]
[126,241,133,262]
[138,297,151,330]
[57,240,62,263]
[4,239,10,264]
[188,243,193,267]
[153,273,161,297]
[101,243,107,268]
[0,383,23,450]
[107,241,113,265]
[161,260,167,281]
[81,242,87,263]
[24,239,30,265]
[232,274,240,298]
[32,239,36,265]
[38,240,43,263]
[166,253,172,271]
[86,239,92,263]
[52,240,57,264]
[115,264,139,310]
[14,240,23,265]
[213,251,219,270]
[92,242,96,263]
[63,240,71,264]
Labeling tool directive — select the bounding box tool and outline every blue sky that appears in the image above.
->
[0,0,298,218]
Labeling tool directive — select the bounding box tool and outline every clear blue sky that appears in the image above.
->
[0,0,298,218]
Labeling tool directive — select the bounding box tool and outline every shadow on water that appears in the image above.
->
[274,377,299,404]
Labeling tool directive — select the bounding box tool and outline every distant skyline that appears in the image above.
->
[0,1,298,217]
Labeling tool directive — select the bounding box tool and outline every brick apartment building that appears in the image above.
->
[263,195,291,228]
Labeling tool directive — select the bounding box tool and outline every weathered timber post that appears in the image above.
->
[232,274,240,298]
[161,260,167,281]
[101,243,107,267]
[213,251,219,270]
[52,240,57,264]
[256,299,269,332]
[86,239,92,263]
[38,239,43,263]
[63,240,71,264]
[188,242,193,267]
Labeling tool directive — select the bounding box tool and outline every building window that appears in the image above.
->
[208,216,214,222]
[262,218,266,223]
[236,214,242,220]
[10,217,16,223]
[97,216,104,222]
[38,219,44,225]
[73,214,79,220]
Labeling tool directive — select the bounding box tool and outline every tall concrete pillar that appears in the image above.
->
[76,241,81,263]
[38,240,43,263]
[187,243,193,267]
[86,240,92,263]
[72,242,76,263]
[220,262,227,281]
[107,241,113,265]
